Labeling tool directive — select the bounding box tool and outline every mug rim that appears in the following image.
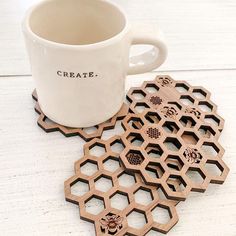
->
[22,0,130,49]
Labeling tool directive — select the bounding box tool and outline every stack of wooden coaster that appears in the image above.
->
[32,75,229,236]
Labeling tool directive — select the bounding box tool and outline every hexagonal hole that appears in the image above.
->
[164,137,182,151]
[110,139,125,154]
[162,121,180,134]
[175,82,189,93]
[131,89,146,100]
[198,125,216,138]
[102,120,124,140]
[134,187,153,206]
[70,178,89,196]
[127,116,144,130]
[110,191,129,210]
[118,172,136,188]
[127,210,147,229]
[85,195,105,215]
[81,160,98,176]
[145,143,163,159]
[180,95,195,106]
[180,116,196,128]
[95,175,113,192]
[134,102,149,113]
[127,132,144,147]
[145,82,159,93]
[89,142,106,157]
[151,205,171,224]
[181,131,199,145]
[156,187,168,201]
[201,142,219,157]
[144,111,161,124]
[168,101,182,110]
[165,155,184,171]
[186,167,205,184]
[145,163,164,179]
[205,160,223,176]
[204,114,220,126]
[199,101,213,112]
[126,149,145,165]
[167,175,187,192]
[103,157,120,173]
[83,126,98,135]
[193,88,207,99]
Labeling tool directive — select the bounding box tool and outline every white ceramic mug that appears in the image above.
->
[22,0,167,128]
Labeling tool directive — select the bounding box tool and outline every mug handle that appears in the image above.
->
[128,26,167,75]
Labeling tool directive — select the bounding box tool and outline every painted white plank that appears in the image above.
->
[0,70,236,235]
[0,0,236,75]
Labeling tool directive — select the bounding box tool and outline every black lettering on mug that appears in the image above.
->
[57,71,98,79]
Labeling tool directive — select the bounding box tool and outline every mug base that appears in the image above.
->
[39,101,124,128]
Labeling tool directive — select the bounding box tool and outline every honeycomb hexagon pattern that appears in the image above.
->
[65,136,179,236]
[127,75,224,138]
[120,111,229,201]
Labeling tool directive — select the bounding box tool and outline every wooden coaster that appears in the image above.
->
[119,111,229,201]
[127,75,224,137]
[65,136,179,236]
[32,90,128,141]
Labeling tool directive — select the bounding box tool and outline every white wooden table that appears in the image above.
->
[0,0,236,235]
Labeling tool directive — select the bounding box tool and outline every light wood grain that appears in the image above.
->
[0,70,236,235]
[0,0,236,75]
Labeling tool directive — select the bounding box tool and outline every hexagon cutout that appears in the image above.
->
[134,187,153,206]
[175,82,189,93]
[180,95,195,106]
[180,116,197,128]
[162,121,180,134]
[145,163,164,179]
[144,111,161,124]
[71,178,89,197]
[186,167,205,184]
[89,143,106,157]
[85,196,105,215]
[131,89,146,100]
[118,172,136,188]
[127,116,144,130]
[127,132,144,147]
[145,143,163,159]
[201,142,219,157]
[181,131,199,145]
[127,210,147,229]
[165,155,184,171]
[103,157,120,173]
[199,101,213,112]
[192,88,207,99]
[81,160,98,176]
[166,175,187,193]
[145,82,159,93]
[134,102,150,113]
[151,205,171,224]
[164,137,182,151]
[110,140,125,154]
[95,175,113,192]
[110,192,129,210]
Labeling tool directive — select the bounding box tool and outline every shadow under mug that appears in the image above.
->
[22,0,167,128]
